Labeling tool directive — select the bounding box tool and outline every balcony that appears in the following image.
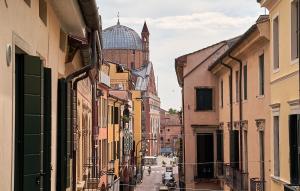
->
[284,184,300,191]
[250,178,264,191]
[224,164,248,191]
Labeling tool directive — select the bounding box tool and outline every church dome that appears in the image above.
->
[102,23,143,50]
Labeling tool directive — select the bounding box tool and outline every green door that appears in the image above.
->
[15,55,51,191]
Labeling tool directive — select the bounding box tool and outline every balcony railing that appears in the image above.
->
[250,178,264,191]
[224,164,248,191]
[216,161,224,177]
[284,184,300,191]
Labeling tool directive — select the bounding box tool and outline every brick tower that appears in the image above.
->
[141,21,149,64]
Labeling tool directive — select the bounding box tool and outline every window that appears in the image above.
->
[259,54,265,96]
[292,0,299,60]
[110,106,119,125]
[220,80,224,107]
[102,140,107,168]
[167,129,170,132]
[98,140,102,170]
[59,29,67,52]
[39,0,47,26]
[273,16,279,69]
[243,65,247,100]
[168,139,170,142]
[161,137,163,141]
[235,71,239,102]
[229,75,232,104]
[273,116,280,177]
[195,88,213,111]
[289,114,300,184]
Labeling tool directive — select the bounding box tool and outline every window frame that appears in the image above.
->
[273,115,280,177]
[235,70,239,102]
[220,80,224,108]
[259,53,265,96]
[273,15,280,71]
[243,64,248,100]
[194,87,214,112]
[291,0,299,62]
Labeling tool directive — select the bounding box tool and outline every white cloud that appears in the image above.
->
[99,0,264,109]
[104,12,256,31]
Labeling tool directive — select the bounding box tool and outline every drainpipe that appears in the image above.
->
[220,61,233,170]
[228,55,243,172]
[66,30,99,191]
[113,99,119,161]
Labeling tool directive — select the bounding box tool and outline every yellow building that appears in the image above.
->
[0,0,102,190]
[258,0,300,190]
[210,16,271,191]
[108,93,126,178]
[132,90,143,177]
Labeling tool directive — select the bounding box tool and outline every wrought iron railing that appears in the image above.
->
[250,178,264,191]
[224,164,233,186]
[216,161,224,177]
[284,184,300,191]
[224,164,248,191]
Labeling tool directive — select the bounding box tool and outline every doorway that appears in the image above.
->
[197,133,214,179]
[14,49,51,191]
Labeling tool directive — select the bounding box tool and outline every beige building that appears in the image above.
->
[210,16,271,191]
[0,0,103,190]
[258,0,300,190]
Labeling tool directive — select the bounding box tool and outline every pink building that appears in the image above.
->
[175,38,239,189]
[160,110,181,155]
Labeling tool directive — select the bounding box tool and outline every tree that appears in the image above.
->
[168,108,178,114]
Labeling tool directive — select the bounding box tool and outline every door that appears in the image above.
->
[197,133,214,179]
[15,55,43,191]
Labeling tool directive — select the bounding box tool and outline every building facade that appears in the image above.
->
[258,0,300,190]
[0,0,103,191]
[210,16,271,191]
[160,111,181,156]
[175,39,236,190]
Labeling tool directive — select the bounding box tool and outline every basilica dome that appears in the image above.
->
[102,22,143,50]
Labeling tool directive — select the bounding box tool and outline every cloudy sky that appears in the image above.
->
[97,0,266,110]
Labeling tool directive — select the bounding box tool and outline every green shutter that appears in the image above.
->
[289,114,300,184]
[15,55,43,191]
[230,130,239,169]
[57,79,67,191]
[43,68,52,191]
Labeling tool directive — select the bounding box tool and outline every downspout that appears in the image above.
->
[182,85,186,189]
[113,99,119,162]
[66,30,99,191]
[228,55,243,172]
[220,61,233,168]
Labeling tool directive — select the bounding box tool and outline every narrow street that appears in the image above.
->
[135,156,178,191]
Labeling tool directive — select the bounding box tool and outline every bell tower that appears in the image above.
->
[141,21,149,64]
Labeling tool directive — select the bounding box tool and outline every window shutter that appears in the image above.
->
[15,55,44,191]
[289,115,300,184]
[56,79,68,190]
[43,68,52,191]
[216,130,224,161]
[230,130,239,169]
